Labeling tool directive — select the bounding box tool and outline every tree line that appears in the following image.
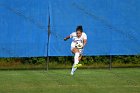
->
[0,55,140,65]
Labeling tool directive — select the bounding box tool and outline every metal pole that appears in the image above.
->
[46,14,51,71]
[109,55,112,70]
[46,55,49,71]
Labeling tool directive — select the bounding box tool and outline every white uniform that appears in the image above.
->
[70,32,87,54]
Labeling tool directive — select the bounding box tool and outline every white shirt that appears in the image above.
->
[70,32,87,49]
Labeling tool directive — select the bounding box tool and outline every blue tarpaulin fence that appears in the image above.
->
[0,0,140,57]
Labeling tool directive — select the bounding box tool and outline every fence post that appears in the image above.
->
[46,13,51,71]
[109,55,112,70]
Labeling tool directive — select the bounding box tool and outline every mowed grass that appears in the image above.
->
[0,68,140,93]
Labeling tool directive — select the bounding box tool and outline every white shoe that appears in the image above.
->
[70,72,74,76]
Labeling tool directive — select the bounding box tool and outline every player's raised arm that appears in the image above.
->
[64,32,75,41]
[64,36,70,41]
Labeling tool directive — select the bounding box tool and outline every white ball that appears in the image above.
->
[75,42,83,49]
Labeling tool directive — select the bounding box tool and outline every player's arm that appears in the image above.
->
[64,36,70,41]
[64,32,74,41]
[83,39,87,47]
[83,33,87,48]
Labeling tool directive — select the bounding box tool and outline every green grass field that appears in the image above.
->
[0,68,140,93]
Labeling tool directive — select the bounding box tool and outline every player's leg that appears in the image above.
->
[70,48,80,75]
[78,55,82,61]
[72,48,80,64]
[78,49,83,61]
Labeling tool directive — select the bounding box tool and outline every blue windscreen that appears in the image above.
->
[0,0,49,57]
[49,0,140,56]
[0,0,140,57]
